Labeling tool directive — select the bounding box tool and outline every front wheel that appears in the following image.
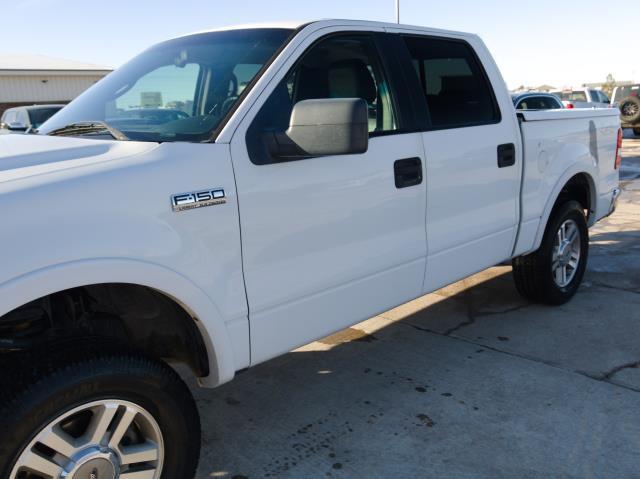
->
[512,200,589,305]
[0,349,200,479]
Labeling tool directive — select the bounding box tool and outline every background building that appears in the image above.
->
[0,54,112,116]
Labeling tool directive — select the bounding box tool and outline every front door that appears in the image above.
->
[230,32,427,363]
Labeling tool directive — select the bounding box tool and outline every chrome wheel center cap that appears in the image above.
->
[64,450,118,479]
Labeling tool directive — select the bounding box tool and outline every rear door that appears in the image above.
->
[392,32,522,292]
[230,30,427,364]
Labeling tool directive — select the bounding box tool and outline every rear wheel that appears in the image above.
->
[512,200,588,305]
[0,348,200,479]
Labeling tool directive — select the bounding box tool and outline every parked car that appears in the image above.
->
[551,88,611,109]
[511,92,564,110]
[0,104,64,132]
[0,19,622,478]
[113,107,191,125]
[611,84,640,136]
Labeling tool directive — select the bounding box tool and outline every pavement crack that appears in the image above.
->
[601,361,640,380]
[442,301,532,336]
[442,291,477,336]
[589,282,640,296]
[400,320,640,394]
[475,303,533,318]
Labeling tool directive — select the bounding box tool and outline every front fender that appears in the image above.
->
[0,258,235,387]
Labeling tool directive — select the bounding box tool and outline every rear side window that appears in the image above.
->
[402,36,500,129]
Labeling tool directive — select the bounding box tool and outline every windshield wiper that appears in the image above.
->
[48,121,129,141]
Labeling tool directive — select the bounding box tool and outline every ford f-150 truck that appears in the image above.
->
[0,20,622,479]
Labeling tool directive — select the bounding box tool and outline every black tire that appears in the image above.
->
[0,347,200,479]
[512,200,589,305]
[633,127,640,137]
[620,96,640,123]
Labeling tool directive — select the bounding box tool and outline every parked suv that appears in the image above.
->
[611,84,640,136]
[551,88,610,109]
[0,104,64,132]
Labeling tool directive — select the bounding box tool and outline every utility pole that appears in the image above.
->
[395,0,400,23]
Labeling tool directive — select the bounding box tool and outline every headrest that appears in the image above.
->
[328,60,377,104]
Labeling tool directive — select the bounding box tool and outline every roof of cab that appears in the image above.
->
[175,19,472,40]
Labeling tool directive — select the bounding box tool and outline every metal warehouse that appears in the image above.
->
[0,54,112,116]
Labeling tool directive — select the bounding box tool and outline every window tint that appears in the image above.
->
[403,36,499,129]
[247,34,398,164]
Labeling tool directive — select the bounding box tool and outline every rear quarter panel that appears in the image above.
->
[514,109,620,255]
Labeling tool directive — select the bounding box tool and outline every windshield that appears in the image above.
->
[612,85,640,104]
[28,107,63,128]
[38,28,293,142]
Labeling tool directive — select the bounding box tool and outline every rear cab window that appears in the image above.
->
[516,96,562,110]
[401,35,500,129]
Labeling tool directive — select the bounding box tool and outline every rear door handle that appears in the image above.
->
[497,143,516,168]
[394,157,423,188]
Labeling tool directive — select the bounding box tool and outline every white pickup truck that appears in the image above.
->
[0,20,622,479]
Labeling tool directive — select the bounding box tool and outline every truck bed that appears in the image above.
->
[514,108,620,256]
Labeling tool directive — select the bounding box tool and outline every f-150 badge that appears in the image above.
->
[171,188,226,212]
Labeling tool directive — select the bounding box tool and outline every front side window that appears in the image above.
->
[247,34,398,164]
[403,36,500,129]
[38,28,293,142]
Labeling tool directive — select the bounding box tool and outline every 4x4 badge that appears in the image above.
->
[171,188,226,212]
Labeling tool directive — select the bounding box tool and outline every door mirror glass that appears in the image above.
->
[268,98,368,159]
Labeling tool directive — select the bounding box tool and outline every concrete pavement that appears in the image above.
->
[192,132,640,478]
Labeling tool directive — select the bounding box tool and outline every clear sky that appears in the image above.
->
[4,0,637,89]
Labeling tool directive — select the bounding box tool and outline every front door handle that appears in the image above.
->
[497,143,516,168]
[394,157,423,188]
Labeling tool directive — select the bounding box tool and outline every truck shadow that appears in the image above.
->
[189,229,640,479]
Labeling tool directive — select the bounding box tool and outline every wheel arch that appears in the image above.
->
[531,168,597,252]
[0,258,236,387]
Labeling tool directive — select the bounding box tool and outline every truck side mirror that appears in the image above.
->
[268,98,369,159]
